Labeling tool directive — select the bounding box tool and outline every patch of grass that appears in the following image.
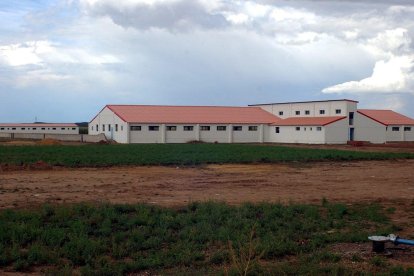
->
[0,201,398,274]
[0,144,413,167]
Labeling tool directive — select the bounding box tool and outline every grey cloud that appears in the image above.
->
[85,0,229,31]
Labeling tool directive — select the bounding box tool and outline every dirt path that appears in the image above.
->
[1,160,414,209]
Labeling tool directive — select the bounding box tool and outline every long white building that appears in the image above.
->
[89,99,414,144]
[0,123,79,135]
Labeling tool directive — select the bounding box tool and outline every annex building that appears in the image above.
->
[89,99,414,144]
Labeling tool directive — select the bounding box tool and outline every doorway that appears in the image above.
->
[349,128,354,141]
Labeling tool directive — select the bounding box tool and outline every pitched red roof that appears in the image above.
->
[271,116,346,126]
[357,109,414,126]
[105,105,280,124]
[0,123,78,127]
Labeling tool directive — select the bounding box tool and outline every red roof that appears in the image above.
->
[357,109,414,126]
[0,123,78,127]
[272,116,346,126]
[104,105,280,124]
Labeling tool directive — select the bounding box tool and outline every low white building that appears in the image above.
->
[89,100,414,144]
[0,123,79,135]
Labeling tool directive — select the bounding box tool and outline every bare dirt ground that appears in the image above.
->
[1,160,413,209]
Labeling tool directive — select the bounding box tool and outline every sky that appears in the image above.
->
[1,0,414,122]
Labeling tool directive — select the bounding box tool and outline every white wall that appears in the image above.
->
[0,126,79,135]
[89,107,128,143]
[354,113,386,143]
[325,119,349,144]
[404,126,414,141]
[254,100,356,118]
[267,125,326,144]
[386,126,405,142]
[127,124,263,144]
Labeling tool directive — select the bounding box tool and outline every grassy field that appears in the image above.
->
[0,144,413,167]
[0,201,411,275]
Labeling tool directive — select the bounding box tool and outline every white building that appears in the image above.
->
[89,100,414,144]
[0,123,79,135]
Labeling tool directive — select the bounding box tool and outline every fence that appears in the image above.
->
[0,133,107,143]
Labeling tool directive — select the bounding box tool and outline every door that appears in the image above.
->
[349,128,354,141]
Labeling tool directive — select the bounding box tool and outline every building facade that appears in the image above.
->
[89,99,414,144]
[0,123,79,135]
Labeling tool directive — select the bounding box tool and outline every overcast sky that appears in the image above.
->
[1,0,414,122]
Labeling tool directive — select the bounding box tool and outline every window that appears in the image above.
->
[233,126,242,131]
[349,112,354,125]
[115,124,118,132]
[61,128,65,130]
[304,127,307,131]
[12,128,16,130]
[103,124,105,131]
[248,126,258,131]
[275,127,280,133]
[41,128,45,130]
[200,126,210,131]
[319,110,325,115]
[310,127,313,131]
[217,126,226,131]
[404,127,412,131]
[295,127,300,131]
[317,127,322,131]
[91,126,94,131]
[305,110,310,115]
[121,126,123,131]
[149,126,159,131]
[21,128,25,130]
[392,127,400,131]
[130,126,141,131]
[52,128,56,130]
[279,111,283,116]
[336,109,341,114]
[96,124,99,131]
[108,124,111,131]
[0,128,3,130]
[72,128,76,130]
[295,111,300,115]
[184,126,194,131]
[166,126,177,131]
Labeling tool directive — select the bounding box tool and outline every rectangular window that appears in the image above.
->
[61,128,65,130]
[217,126,226,131]
[115,124,118,132]
[233,126,242,131]
[248,126,258,131]
[52,128,56,130]
[72,128,76,130]
[295,127,300,131]
[0,128,4,130]
[108,124,111,131]
[184,126,194,131]
[103,124,105,131]
[96,124,99,131]
[295,111,300,115]
[278,111,283,116]
[336,109,341,114]
[275,127,280,133]
[392,127,400,131]
[130,126,141,131]
[12,128,16,130]
[305,110,310,115]
[200,126,210,131]
[319,110,325,115]
[404,127,412,131]
[166,126,177,131]
[317,127,322,131]
[121,126,123,131]
[21,128,25,130]
[149,126,159,131]
[41,127,45,130]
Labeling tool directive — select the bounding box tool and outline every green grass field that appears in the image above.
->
[0,144,413,167]
[1,201,411,275]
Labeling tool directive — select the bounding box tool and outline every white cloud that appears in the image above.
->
[322,55,414,94]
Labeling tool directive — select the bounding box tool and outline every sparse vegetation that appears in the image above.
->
[0,201,405,274]
[0,143,413,167]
